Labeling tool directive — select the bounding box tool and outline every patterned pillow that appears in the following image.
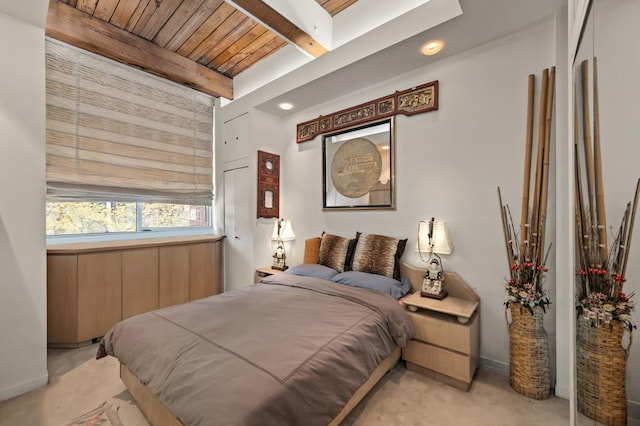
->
[318,233,352,272]
[351,233,407,279]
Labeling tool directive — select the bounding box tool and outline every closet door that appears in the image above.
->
[224,167,253,292]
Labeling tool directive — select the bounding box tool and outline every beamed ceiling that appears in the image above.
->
[45,0,359,100]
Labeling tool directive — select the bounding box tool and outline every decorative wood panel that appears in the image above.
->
[257,150,280,218]
[296,81,439,143]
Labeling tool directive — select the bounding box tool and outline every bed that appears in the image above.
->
[98,233,423,426]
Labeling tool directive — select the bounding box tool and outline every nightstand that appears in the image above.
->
[400,271,480,391]
[255,266,285,283]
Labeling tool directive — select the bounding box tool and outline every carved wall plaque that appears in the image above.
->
[257,150,280,218]
[296,80,438,143]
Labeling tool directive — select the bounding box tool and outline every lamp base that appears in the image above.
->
[271,265,289,271]
[420,291,448,300]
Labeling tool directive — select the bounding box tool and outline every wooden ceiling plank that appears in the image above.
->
[76,0,99,15]
[153,0,206,47]
[138,0,183,41]
[175,2,235,56]
[227,0,328,57]
[110,0,142,28]
[124,0,152,31]
[217,30,275,74]
[161,0,225,50]
[185,9,246,60]
[225,36,286,77]
[66,0,77,6]
[317,0,357,16]
[201,20,262,67]
[47,0,233,99]
[93,0,121,21]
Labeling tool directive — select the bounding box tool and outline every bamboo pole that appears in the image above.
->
[615,203,630,275]
[581,60,597,254]
[592,57,608,265]
[530,68,549,262]
[520,74,536,259]
[621,178,640,280]
[498,187,515,278]
[574,131,590,295]
[537,67,555,264]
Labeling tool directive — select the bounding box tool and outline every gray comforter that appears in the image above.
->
[97,273,414,426]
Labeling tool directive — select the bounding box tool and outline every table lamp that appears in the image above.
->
[416,217,453,299]
[271,219,295,270]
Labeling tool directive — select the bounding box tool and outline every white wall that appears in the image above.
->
[591,0,640,414]
[273,18,559,378]
[0,10,48,400]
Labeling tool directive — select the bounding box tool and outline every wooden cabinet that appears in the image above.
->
[47,235,224,346]
[400,271,480,391]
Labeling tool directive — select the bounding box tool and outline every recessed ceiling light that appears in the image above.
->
[421,40,444,56]
[278,102,294,111]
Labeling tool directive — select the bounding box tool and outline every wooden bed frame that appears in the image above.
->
[121,347,401,426]
[119,262,424,425]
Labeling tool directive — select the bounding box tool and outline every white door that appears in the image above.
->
[223,167,253,292]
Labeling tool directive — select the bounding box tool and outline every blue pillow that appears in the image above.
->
[331,271,413,299]
[284,264,339,281]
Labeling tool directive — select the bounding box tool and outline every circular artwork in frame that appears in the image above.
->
[330,137,382,198]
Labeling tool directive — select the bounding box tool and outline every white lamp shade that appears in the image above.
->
[271,219,296,241]
[416,219,453,255]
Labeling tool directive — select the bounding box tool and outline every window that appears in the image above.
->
[46,202,210,236]
[45,39,214,239]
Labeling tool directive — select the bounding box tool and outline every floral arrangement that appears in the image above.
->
[505,261,551,313]
[574,176,638,331]
[498,189,552,315]
[575,261,637,331]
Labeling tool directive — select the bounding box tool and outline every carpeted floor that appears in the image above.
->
[0,344,636,425]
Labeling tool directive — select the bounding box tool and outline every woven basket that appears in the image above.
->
[576,317,633,426]
[506,304,551,400]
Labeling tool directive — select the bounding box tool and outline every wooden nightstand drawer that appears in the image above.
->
[408,310,478,355]
[403,340,475,383]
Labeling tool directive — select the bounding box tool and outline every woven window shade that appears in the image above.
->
[45,39,214,205]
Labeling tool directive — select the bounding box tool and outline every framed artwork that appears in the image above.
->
[322,117,395,210]
[257,150,280,218]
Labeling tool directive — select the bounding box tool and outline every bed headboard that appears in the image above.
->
[400,261,480,301]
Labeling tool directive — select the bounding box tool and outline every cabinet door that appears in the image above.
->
[77,252,122,342]
[190,242,215,300]
[47,254,78,344]
[224,166,253,292]
[222,113,249,163]
[122,248,159,319]
[159,245,190,308]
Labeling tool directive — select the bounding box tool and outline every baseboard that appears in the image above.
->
[629,399,640,420]
[554,384,570,400]
[0,373,48,402]
[478,356,509,377]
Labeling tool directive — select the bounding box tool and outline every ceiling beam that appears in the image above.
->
[226,0,329,58]
[46,0,233,100]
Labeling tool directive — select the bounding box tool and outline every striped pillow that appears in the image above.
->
[351,233,407,279]
[318,233,352,272]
